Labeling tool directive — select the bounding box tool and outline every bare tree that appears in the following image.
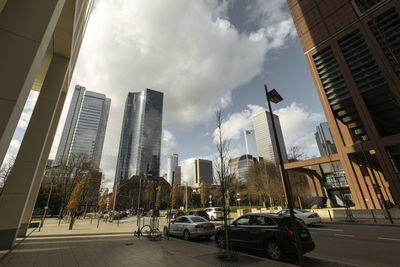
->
[214,109,233,258]
[0,156,15,196]
[246,161,284,207]
[288,145,306,162]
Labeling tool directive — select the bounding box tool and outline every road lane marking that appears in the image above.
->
[377,237,400,242]
[312,228,343,232]
[334,234,355,238]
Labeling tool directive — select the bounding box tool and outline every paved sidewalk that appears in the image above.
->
[0,218,291,267]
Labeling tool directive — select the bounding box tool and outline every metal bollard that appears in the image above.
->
[328,209,333,222]
[371,210,377,223]
[97,217,100,228]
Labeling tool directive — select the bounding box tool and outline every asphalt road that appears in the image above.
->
[186,222,400,267]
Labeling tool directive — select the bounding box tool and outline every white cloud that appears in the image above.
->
[212,104,264,143]
[48,0,296,189]
[161,130,177,156]
[275,102,324,157]
[16,91,39,130]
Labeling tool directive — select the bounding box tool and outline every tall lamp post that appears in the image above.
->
[264,85,304,266]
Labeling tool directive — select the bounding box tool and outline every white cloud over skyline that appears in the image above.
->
[3,1,323,191]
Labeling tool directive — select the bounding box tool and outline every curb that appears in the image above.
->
[321,221,400,227]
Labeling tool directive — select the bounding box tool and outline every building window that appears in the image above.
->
[338,29,400,137]
[368,8,400,79]
[351,0,385,16]
[312,48,368,140]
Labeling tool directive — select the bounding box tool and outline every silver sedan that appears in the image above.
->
[163,215,215,241]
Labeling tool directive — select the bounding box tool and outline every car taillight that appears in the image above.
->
[308,215,314,218]
[213,211,216,214]
[195,224,203,229]
[283,230,294,236]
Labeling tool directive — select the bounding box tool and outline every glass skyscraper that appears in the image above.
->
[54,85,111,168]
[115,89,163,183]
[252,111,287,164]
[315,122,337,157]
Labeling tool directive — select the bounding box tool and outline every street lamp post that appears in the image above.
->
[39,182,54,232]
[264,85,304,266]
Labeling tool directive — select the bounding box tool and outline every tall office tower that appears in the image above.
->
[229,154,254,184]
[287,0,400,208]
[167,153,179,185]
[54,85,111,168]
[252,111,288,164]
[244,129,258,156]
[115,89,163,183]
[315,122,338,157]
[194,159,213,188]
[174,165,181,185]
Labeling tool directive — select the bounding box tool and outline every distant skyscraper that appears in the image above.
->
[194,159,213,188]
[244,129,258,156]
[174,165,181,185]
[115,89,163,183]
[315,122,337,157]
[252,111,287,164]
[167,154,178,185]
[54,85,110,168]
[229,154,254,184]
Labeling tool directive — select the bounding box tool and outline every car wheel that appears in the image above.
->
[215,233,225,248]
[183,230,191,241]
[163,227,169,236]
[266,240,283,260]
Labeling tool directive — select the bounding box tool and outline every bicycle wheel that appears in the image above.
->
[140,225,152,237]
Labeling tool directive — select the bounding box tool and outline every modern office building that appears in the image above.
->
[115,89,163,183]
[244,129,258,156]
[54,85,110,168]
[287,0,400,208]
[229,154,255,184]
[174,165,181,185]
[0,0,94,249]
[194,159,213,188]
[167,153,178,185]
[252,111,288,164]
[315,122,338,157]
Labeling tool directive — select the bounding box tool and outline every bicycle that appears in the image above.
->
[140,224,162,240]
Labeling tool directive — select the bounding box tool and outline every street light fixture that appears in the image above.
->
[264,85,304,266]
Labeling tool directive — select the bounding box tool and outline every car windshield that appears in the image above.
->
[190,216,208,223]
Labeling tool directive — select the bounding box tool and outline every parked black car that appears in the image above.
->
[187,210,209,220]
[167,209,185,219]
[215,213,315,260]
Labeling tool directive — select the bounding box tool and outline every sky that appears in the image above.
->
[3,0,327,190]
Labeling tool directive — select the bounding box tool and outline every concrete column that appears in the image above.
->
[0,0,65,165]
[0,54,69,249]
[17,90,67,238]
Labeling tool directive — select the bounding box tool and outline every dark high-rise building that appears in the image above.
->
[287,0,400,209]
[194,159,213,188]
[315,122,338,157]
[115,89,163,183]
